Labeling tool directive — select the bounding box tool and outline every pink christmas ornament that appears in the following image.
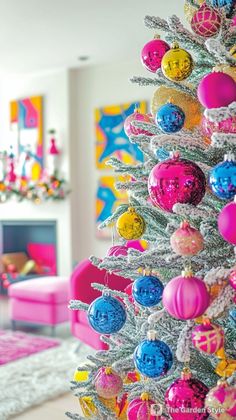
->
[94,367,123,399]
[201,115,236,137]
[205,381,236,419]
[148,153,206,213]
[218,199,236,245]
[127,393,161,420]
[6,161,16,183]
[170,220,204,256]
[126,239,148,252]
[124,110,154,137]
[198,72,236,109]
[49,138,59,155]
[165,369,209,420]
[192,319,224,354]
[106,245,128,257]
[163,269,210,320]
[141,36,170,73]
[229,270,236,290]
[191,3,222,38]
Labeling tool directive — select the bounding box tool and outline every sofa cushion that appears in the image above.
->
[8,276,68,304]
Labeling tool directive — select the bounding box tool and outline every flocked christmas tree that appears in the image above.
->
[67,1,236,419]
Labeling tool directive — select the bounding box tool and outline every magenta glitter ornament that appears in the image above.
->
[191,3,222,38]
[165,369,209,420]
[141,36,170,73]
[201,115,236,137]
[205,381,236,419]
[229,270,236,290]
[198,72,236,109]
[192,319,224,354]
[124,110,154,137]
[127,393,161,420]
[148,153,206,213]
[170,220,204,256]
[106,245,128,257]
[94,367,123,399]
[162,270,210,320]
[218,199,236,245]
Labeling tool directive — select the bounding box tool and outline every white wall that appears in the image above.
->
[0,70,73,275]
[69,59,154,262]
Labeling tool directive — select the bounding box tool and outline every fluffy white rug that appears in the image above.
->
[0,338,92,420]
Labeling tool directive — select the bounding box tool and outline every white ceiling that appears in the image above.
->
[0,0,185,74]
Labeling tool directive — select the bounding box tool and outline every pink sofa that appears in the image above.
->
[9,276,69,335]
[70,259,131,350]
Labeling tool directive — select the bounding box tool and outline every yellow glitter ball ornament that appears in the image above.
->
[79,396,97,418]
[161,42,194,82]
[151,86,201,130]
[184,0,205,23]
[116,207,145,240]
[213,64,236,82]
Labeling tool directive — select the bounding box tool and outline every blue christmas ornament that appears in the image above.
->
[229,307,236,327]
[134,331,173,378]
[209,154,236,200]
[210,0,235,13]
[87,292,127,334]
[132,274,164,307]
[156,102,185,133]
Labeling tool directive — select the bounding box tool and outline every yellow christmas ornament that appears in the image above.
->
[79,396,97,418]
[116,207,145,240]
[215,348,236,378]
[73,370,89,382]
[184,0,205,23]
[230,45,236,58]
[151,86,201,130]
[161,42,194,82]
[213,64,236,82]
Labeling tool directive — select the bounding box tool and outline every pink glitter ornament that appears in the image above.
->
[141,36,170,73]
[124,110,154,137]
[198,72,236,109]
[165,369,209,420]
[205,381,236,419]
[163,269,210,320]
[94,367,123,399]
[170,220,204,256]
[191,3,222,38]
[218,199,236,245]
[148,153,206,213]
[229,270,236,290]
[192,319,224,354]
[201,115,236,137]
[127,393,161,420]
[106,245,128,257]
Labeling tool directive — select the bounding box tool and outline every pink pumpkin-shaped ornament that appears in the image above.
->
[198,72,236,109]
[170,220,204,256]
[94,367,123,399]
[192,319,224,354]
[127,392,161,420]
[191,3,222,38]
[163,269,210,320]
[165,368,209,420]
[141,35,170,73]
[218,198,236,245]
[124,110,154,137]
[205,380,236,419]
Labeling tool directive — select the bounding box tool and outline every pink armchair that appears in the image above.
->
[70,259,131,350]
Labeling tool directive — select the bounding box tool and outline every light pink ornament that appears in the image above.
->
[229,270,236,290]
[170,220,204,256]
[201,115,236,137]
[163,269,210,320]
[218,199,236,245]
[205,381,236,419]
[106,245,128,257]
[94,367,123,399]
[198,72,236,109]
[141,36,170,73]
[192,319,224,354]
[127,393,161,420]
[124,110,154,137]
[191,3,222,38]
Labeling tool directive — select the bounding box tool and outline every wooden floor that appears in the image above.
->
[0,296,83,419]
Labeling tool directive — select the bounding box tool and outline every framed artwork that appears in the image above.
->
[96,175,129,238]
[10,96,43,180]
[95,101,146,169]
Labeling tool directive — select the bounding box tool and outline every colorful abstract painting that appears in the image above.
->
[95,101,146,169]
[96,175,129,238]
[10,96,43,180]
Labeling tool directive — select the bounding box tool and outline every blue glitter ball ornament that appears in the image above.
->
[210,0,235,12]
[229,307,236,327]
[134,331,173,378]
[132,274,164,307]
[87,292,127,334]
[156,102,185,133]
[209,154,236,200]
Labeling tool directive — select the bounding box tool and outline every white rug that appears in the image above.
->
[0,338,92,420]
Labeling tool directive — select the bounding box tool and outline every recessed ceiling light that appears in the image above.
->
[78,55,89,62]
